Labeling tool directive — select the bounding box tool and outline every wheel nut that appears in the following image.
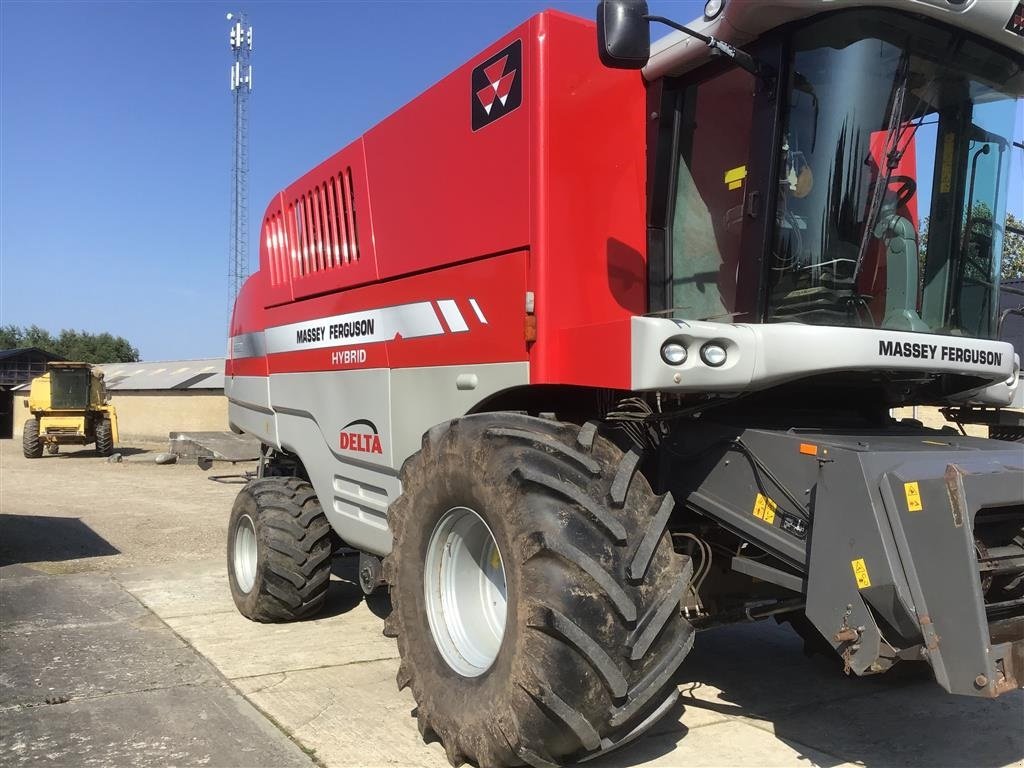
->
[975,674,988,688]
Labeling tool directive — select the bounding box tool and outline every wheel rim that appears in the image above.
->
[233,514,258,593]
[424,506,507,677]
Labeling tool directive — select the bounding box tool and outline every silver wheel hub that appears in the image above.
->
[424,506,507,677]
[234,514,258,593]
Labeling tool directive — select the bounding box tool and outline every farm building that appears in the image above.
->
[11,358,227,443]
[0,347,65,439]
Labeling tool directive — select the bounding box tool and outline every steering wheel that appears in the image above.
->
[887,175,917,209]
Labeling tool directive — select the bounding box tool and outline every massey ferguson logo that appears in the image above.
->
[339,419,383,455]
[471,40,522,131]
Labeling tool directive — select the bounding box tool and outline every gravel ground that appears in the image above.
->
[0,440,250,573]
[2,437,1021,768]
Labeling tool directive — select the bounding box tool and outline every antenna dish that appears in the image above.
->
[226,12,233,20]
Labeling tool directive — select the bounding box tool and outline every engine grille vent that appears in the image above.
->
[265,167,360,285]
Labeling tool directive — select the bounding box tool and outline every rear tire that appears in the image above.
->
[385,414,694,767]
[46,443,59,455]
[95,418,114,456]
[228,476,334,622]
[22,419,42,459]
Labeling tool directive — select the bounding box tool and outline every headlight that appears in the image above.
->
[661,342,687,366]
[704,0,725,20]
[700,342,727,367]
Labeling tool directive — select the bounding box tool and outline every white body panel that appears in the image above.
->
[631,317,1019,402]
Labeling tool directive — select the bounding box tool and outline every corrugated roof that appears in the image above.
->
[98,359,224,391]
[0,347,64,362]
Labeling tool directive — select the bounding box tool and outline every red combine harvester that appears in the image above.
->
[226,2,1024,765]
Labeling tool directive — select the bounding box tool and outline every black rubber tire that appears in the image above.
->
[95,418,114,456]
[22,419,43,459]
[989,426,1024,443]
[46,443,59,455]
[384,414,694,768]
[228,476,334,622]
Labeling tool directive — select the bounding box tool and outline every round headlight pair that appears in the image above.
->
[661,341,728,367]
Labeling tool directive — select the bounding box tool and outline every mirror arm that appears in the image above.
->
[643,14,770,81]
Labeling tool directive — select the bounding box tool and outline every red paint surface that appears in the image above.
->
[230,11,647,390]
[226,251,529,377]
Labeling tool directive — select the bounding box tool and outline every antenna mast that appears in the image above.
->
[227,11,252,308]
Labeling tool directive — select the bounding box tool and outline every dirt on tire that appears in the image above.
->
[22,419,43,459]
[384,413,694,767]
[95,418,114,456]
[228,476,334,622]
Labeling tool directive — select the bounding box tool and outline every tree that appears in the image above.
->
[917,208,1023,282]
[1003,211,1024,280]
[0,325,22,349]
[0,325,139,363]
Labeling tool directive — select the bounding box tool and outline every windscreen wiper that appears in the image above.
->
[851,61,939,285]
[851,57,910,285]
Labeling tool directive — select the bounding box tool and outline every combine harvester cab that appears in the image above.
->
[225,0,1024,764]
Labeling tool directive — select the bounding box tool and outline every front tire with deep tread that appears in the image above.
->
[95,418,114,456]
[22,419,43,459]
[385,414,694,768]
[228,476,334,622]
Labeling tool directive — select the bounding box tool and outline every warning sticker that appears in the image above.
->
[724,165,747,191]
[904,481,923,512]
[752,493,777,525]
[851,558,871,589]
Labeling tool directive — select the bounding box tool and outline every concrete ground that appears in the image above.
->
[1,439,1022,768]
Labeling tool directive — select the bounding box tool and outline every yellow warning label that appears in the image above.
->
[724,165,747,191]
[489,547,502,570]
[752,493,777,525]
[939,133,955,193]
[904,481,923,512]
[851,558,871,589]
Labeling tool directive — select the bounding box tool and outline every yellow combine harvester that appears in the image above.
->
[22,362,118,458]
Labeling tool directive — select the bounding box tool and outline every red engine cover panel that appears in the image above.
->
[240,11,647,390]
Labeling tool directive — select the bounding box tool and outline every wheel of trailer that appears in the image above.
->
[95,418,114,456]
[46,443,59,455]
[22,419,42,459]
[385,414,695,767]
[227,476,334,622]
[989,426,1024,442]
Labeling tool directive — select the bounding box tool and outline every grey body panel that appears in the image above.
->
[632,318,1019,404]
[644,0,1023,81]
[226,362,529,555]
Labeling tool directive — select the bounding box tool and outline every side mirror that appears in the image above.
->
[596,0,650,69]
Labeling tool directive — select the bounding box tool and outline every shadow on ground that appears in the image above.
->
[320,554,392,621]
[53,446,151,458]
[654,621,1023,768]
[0,514,120,566]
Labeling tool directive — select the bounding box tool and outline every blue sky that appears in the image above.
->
[1,1,1020,361]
